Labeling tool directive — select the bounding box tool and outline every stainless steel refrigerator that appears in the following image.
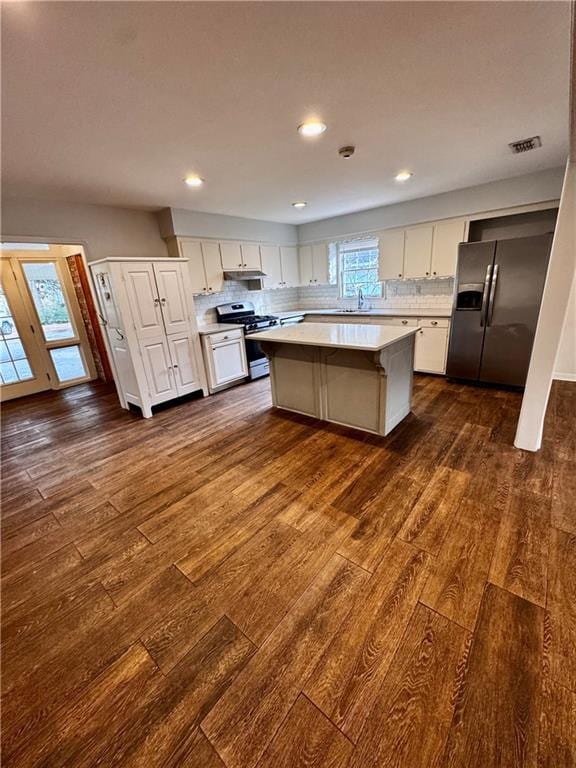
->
[446,233,552,387]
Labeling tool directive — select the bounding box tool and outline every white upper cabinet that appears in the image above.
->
[153,262,189,335]
[201,242,224,294]
[220,241,261,270]
[220,242,243,270]
[280,246,300,287]
[180,241,224,295]
[430,219,466,277]
[181,241,207,295]
[260,245,283,289]
[378,230,405,280]
[122,263,165,339]
[377,219,465,281]
[299,243,329,285]
[299,246,314,285]
[404,226,434,279]
[240,243,262,270]
[122,262,192,338]
[312,244,329,284]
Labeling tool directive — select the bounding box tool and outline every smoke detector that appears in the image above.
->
[508,136,542,154]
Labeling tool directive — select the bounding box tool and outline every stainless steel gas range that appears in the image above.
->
[215,301,279,379]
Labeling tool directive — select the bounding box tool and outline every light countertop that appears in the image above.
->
[250,321,418,352]
[198,323,240,335]
[301,308,452,318]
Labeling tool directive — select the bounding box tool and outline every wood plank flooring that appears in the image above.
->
[1,374,575,767]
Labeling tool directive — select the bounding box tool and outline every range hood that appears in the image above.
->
[223,269,267,281]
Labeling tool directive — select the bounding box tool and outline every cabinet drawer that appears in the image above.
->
[207,328,243,345]
[418,317,449,328]
[388,317,418,327]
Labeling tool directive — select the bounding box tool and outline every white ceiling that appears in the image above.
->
[2,1,571,224]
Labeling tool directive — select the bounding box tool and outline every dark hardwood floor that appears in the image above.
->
[1,373,574,767]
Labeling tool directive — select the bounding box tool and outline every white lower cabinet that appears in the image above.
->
[202,329,248,392]
[414,319,450,374]
[140,336,178,405]
[303,313,450,374]
[168,333,203,395]
[141,332,202,404]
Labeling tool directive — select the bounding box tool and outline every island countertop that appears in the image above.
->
[250,321,418,352]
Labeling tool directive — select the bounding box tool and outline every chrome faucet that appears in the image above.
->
[357,287,365,311]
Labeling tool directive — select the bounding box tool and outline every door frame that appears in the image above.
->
[10,255,97,386]
[0,240,100,399]
[0,258,52,400]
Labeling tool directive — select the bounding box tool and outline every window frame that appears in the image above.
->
[336,239,382,300]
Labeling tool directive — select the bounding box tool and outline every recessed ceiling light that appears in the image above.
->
[292,201,307,208]
[184,175,204,187]
[297,121,327,137]
[395,171,413,182]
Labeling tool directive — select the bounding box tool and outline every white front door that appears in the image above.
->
[168,333,201,395]
[153,263,190,335]
[122,263,164,339]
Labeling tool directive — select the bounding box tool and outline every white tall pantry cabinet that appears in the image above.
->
[90,258,207,417]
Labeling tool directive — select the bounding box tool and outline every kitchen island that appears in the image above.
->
[250,322,418,436]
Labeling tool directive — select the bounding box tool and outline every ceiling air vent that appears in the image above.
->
[508,136,542,154]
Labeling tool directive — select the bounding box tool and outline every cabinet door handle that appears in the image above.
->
[402,320,408,325]
[161,298,166,304]
[115,328,125,340]
[154,297,160,304]
[431,321,438,326]
[398,273,402,277]
[238,263,242,267]
[433,271,437,275]
[173,364,179,369]
[425,272,429,276]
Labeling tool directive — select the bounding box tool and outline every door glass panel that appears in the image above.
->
[49,345,86,382]
[0,284,35,383]
[21,262,75,341]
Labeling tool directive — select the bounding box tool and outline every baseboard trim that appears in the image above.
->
[553,372,576,382]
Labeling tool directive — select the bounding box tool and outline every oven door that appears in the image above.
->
[244,336,269,379]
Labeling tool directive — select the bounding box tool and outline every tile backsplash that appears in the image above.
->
[193,277,454,324]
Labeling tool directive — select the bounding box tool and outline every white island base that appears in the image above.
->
[252,322,418,437]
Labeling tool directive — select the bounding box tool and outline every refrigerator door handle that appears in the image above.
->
[480,264,493,327]
[486,264,499,326]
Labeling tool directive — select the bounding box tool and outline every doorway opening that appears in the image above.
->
[0,243,111,402]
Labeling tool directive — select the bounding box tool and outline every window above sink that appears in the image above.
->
[336,238,382,299]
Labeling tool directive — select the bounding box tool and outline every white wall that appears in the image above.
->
[515,161,576,451]
[297,167,565,243]
[554,278,576,380]
[1,198,168,262]
[160,207,298,245]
